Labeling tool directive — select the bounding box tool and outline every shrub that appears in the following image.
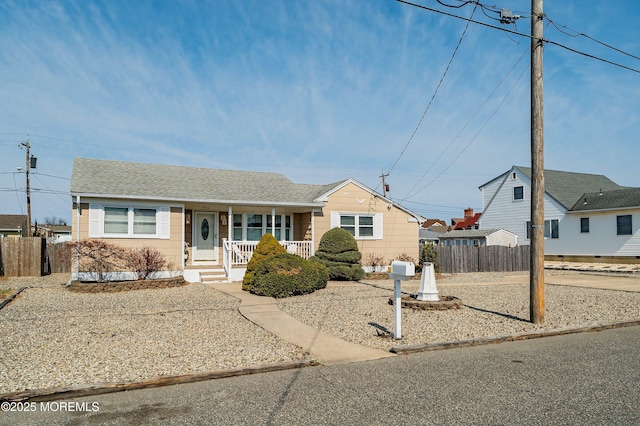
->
[310,228,365,281]
[128,247,167,280]
[363,253,385,269]
[250,253,329,298]
[242,233,287,291]
[73,240,129,282]
[419,241,440,273]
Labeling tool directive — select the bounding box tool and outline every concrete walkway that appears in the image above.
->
[209,282,394,365]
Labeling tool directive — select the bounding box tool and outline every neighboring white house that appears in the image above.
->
[437,228,518,247]
[479,166,640,261]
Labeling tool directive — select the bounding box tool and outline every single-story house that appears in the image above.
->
[479,165,640,262]
[418,228,442,246]
[0,214,28,237]
[70,158,423,282]
[437,228,518,247]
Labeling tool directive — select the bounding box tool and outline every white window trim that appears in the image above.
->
[513,185,525,201]
[232,212,293,241]
[526,219,559,240]
[89,203,170,239]
[330,212,383,240]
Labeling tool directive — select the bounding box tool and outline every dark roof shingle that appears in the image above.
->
[514,166,624,209]
[70,158,333,206]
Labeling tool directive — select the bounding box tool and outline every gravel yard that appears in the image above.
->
[276,271,640,350]
[1,270,639,395]
[0,274,306,394]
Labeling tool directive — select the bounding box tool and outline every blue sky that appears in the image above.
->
[1,0,639,225]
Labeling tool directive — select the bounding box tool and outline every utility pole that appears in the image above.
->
[20,139,32,237]
[380,172,390,197]
[530,0,545,324]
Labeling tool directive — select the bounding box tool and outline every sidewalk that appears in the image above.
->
[209,282,394,365]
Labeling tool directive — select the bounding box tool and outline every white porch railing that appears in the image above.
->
[222,239,313,276]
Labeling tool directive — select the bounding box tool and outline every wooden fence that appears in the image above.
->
[436,245,530,274]
[0,238,72,277]
[47,242,72,274]
[0,237,46,277]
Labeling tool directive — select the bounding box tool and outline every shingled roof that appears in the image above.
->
[569,187,640,212]
[0,214,28,231]
[514,166,624,209]
[71,158,340,207]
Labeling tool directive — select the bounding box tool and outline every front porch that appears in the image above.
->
[184,239,313,283]
[182,205,316,282]
[222,239,313,281]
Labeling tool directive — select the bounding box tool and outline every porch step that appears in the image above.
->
[200,268,228,284]
[184,264,228,283]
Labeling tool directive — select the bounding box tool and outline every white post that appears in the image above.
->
[417,262,439,301]
[389,260,415,340]
[394,278,402,339]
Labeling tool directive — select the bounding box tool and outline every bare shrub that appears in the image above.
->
[128,247,167,280]
[73,240,130,282]
[363,253,386,270]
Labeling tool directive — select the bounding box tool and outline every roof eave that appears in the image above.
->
[71,192,325,208]
[567,205,640,214]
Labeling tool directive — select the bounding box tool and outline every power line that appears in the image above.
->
[545,17,640,62]
[386,1,479,177]
[401,46,530,201]
[407,49,529,199]
[395,0,640,74]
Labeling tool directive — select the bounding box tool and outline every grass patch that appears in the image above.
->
[0,289,14,299]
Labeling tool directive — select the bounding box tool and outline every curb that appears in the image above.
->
[0,359,318,403]
[0,287,27,311]
[390,319,640,354]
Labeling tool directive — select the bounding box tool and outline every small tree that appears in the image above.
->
[242,233,287,291]
[419,241,440,273]
[310,228,365,281]
[128,247,167,280]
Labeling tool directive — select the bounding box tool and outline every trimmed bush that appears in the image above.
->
[250,253,329,298]
[310,228,365,281]
[242,233,287,291]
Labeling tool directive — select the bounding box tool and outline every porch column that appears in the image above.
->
[228,206,233,241]
[271,208,276,237]
[311,209,316,256]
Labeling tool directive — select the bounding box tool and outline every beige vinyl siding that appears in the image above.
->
[72,201,183,270]
[314,182,419,262]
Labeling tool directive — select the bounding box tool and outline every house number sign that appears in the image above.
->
[201,219,210,240]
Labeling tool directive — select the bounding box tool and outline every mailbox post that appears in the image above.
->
[388,260,415,339]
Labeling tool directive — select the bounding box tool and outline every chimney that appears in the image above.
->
[464,208,474,218]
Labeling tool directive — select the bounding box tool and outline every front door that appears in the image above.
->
[194,212,217,261]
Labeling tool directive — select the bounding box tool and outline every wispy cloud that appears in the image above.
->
[1,0,638,221]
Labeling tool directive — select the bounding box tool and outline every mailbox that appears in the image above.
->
[388,260,415,280]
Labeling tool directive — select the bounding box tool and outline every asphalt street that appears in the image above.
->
[2,325,638,425]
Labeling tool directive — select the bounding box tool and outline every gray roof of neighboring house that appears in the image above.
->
[569,187,640,212]
[419,229,442,240]
[513,166,624,209]
[71,158,339,206]
[437,229,505,239]
[0,214,28,230]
